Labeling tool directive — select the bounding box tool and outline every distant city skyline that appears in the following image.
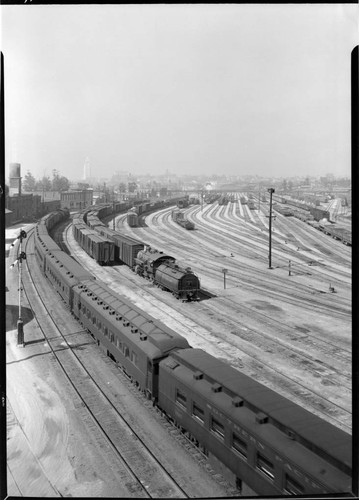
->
[2,4,356,181]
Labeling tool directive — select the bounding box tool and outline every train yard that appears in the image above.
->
[99,197,351,432]
[6,193,352,496]
[6,224,237,497]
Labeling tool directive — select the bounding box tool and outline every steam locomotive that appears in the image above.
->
[73,204,200,301]
[32,208,352,497]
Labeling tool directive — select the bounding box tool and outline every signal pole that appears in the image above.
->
[267,188,275,269]
[10,229,27,346]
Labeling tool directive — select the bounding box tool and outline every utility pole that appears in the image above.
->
[267,188,275,269]
[112,188,116,230]
[10,229,27,346]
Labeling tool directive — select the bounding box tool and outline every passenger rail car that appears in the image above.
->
[34,210,352,497]
[72,279,190,398]
[158,349,352,496]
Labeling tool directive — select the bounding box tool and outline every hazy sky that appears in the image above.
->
[1,4,357,181]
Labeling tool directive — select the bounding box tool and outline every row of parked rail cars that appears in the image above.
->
[177,198,189,209]
[172,209,195,230]
[73,204,200,301]
[272,201,352,246]
[309,220,352,246]
[275,197,331,222]
[33,208,353,497]
[125,197,191,227]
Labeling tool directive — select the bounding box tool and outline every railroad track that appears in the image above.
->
[131,210,351,316]
[112,209,352,430]
[64,225,351,433]
[196,205,351,277]
[21,231,190,499]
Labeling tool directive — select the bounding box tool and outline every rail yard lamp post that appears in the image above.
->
[267,188,275,269]
[10,229,27,346]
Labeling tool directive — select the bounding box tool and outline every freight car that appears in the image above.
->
[172,209,195,230]
[96,226,144,268]
[177,197,189,209]
[273,205,294,216]
[317,223,352,246]
[72,222,115,266]
[247,201,256,210]
[177,219,195,230]
[34,210,352,497]
[309,206,331,222]
[158,348,352,496]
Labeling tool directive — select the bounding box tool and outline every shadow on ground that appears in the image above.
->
[6,305,34,332]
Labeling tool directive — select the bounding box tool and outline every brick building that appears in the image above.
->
[60,189,93,210]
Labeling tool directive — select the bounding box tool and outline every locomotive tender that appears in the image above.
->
[33,208,352,496]
[135,246,200,301]
[74,204,200,301]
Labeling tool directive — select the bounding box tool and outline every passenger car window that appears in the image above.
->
[211,417,225,439]
[232,433,247,460]
[176,389,187,409]
[192,403,204,423]
[256,453,274,481]
[284,474,304,494]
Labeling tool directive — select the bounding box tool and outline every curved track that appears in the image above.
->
[65,208,352,433]
[22,229,190,499]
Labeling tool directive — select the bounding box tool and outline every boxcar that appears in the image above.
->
[87,215,105,230]
[177,219,195,230]
[158,349,352,497]
[86,233,115,265]
[96,227,144,267]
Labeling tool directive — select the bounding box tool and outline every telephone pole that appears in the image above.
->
[267,188,275,269]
